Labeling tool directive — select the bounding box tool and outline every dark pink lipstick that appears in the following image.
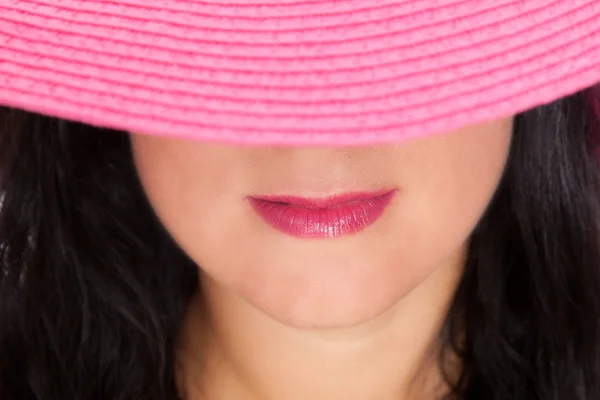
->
[247,189,397,238]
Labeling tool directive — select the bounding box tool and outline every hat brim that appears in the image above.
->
[0,0,599,145]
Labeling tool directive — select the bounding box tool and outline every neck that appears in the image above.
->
[177,251,465,400]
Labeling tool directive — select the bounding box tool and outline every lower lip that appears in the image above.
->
[247,190,397,238]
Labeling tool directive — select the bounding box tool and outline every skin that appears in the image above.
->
[131,117,513,399]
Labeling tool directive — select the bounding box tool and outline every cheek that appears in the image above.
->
[130,136,244,263]
[401,122,512,265]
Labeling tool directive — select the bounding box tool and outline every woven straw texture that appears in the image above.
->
[1,0,599,145]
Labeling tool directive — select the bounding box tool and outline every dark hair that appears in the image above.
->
[0,85,600,399]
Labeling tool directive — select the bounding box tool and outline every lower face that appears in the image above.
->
[131,119,513,329]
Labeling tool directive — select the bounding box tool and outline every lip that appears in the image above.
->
[247,189,397,238]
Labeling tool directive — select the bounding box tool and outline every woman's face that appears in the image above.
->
[131,118,513,329]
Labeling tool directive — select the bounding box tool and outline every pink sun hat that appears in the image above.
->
[0,0,599,146]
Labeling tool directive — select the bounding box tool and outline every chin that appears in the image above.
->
[245,275,413,330]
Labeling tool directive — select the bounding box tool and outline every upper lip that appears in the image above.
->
[249,189,396,209]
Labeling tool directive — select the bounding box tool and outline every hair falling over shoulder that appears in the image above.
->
[1,84,600,400]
